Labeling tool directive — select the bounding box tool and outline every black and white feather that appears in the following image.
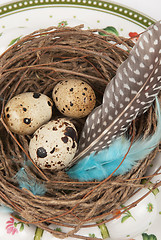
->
[72,20,161,162]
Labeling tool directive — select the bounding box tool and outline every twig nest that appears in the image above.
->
[0,26,159,239]
[52,79,96,118]
[4,92,53,135]
[29,118,78,170]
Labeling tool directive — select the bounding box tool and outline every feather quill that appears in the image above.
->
[72,20,161,163]
[67,97,161,181]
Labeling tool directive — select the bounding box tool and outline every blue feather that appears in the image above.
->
[23,153,34,167]
[67,97,161,181]
[14,168,46,196]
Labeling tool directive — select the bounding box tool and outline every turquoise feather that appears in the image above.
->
[0,168,46,213]
[67,97,161,181]
[14,168,46,196]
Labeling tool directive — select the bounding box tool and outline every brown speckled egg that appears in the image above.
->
[52,79,96,118]
[4,92,53,135]
[29,118,78,170]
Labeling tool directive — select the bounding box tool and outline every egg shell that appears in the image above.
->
[106,189,157,239]
[29,118,78,170]
[4,92,53,135]
[52,79,96,118]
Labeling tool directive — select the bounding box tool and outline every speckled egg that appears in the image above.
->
[4,92,53,135]
[52,79,96,118]
[29,118,78,170]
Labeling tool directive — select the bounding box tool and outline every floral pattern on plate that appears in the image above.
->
[0,1,160,239]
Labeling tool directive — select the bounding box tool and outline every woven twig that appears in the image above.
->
[0,26,160,239]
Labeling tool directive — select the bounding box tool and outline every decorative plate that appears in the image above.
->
[0,1,161,240]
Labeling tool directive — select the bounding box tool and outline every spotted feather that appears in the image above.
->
[72,20,161,162]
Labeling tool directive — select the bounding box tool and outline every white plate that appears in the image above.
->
[0,1,161,240]
[0,0,156,53]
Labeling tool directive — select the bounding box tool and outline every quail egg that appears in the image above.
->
[52,79,96,118]
[4,92,53,135]
[29,118,78,170]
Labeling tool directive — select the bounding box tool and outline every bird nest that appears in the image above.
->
[0,25,160,239]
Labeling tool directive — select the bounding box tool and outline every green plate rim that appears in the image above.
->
[0,0,156,28]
